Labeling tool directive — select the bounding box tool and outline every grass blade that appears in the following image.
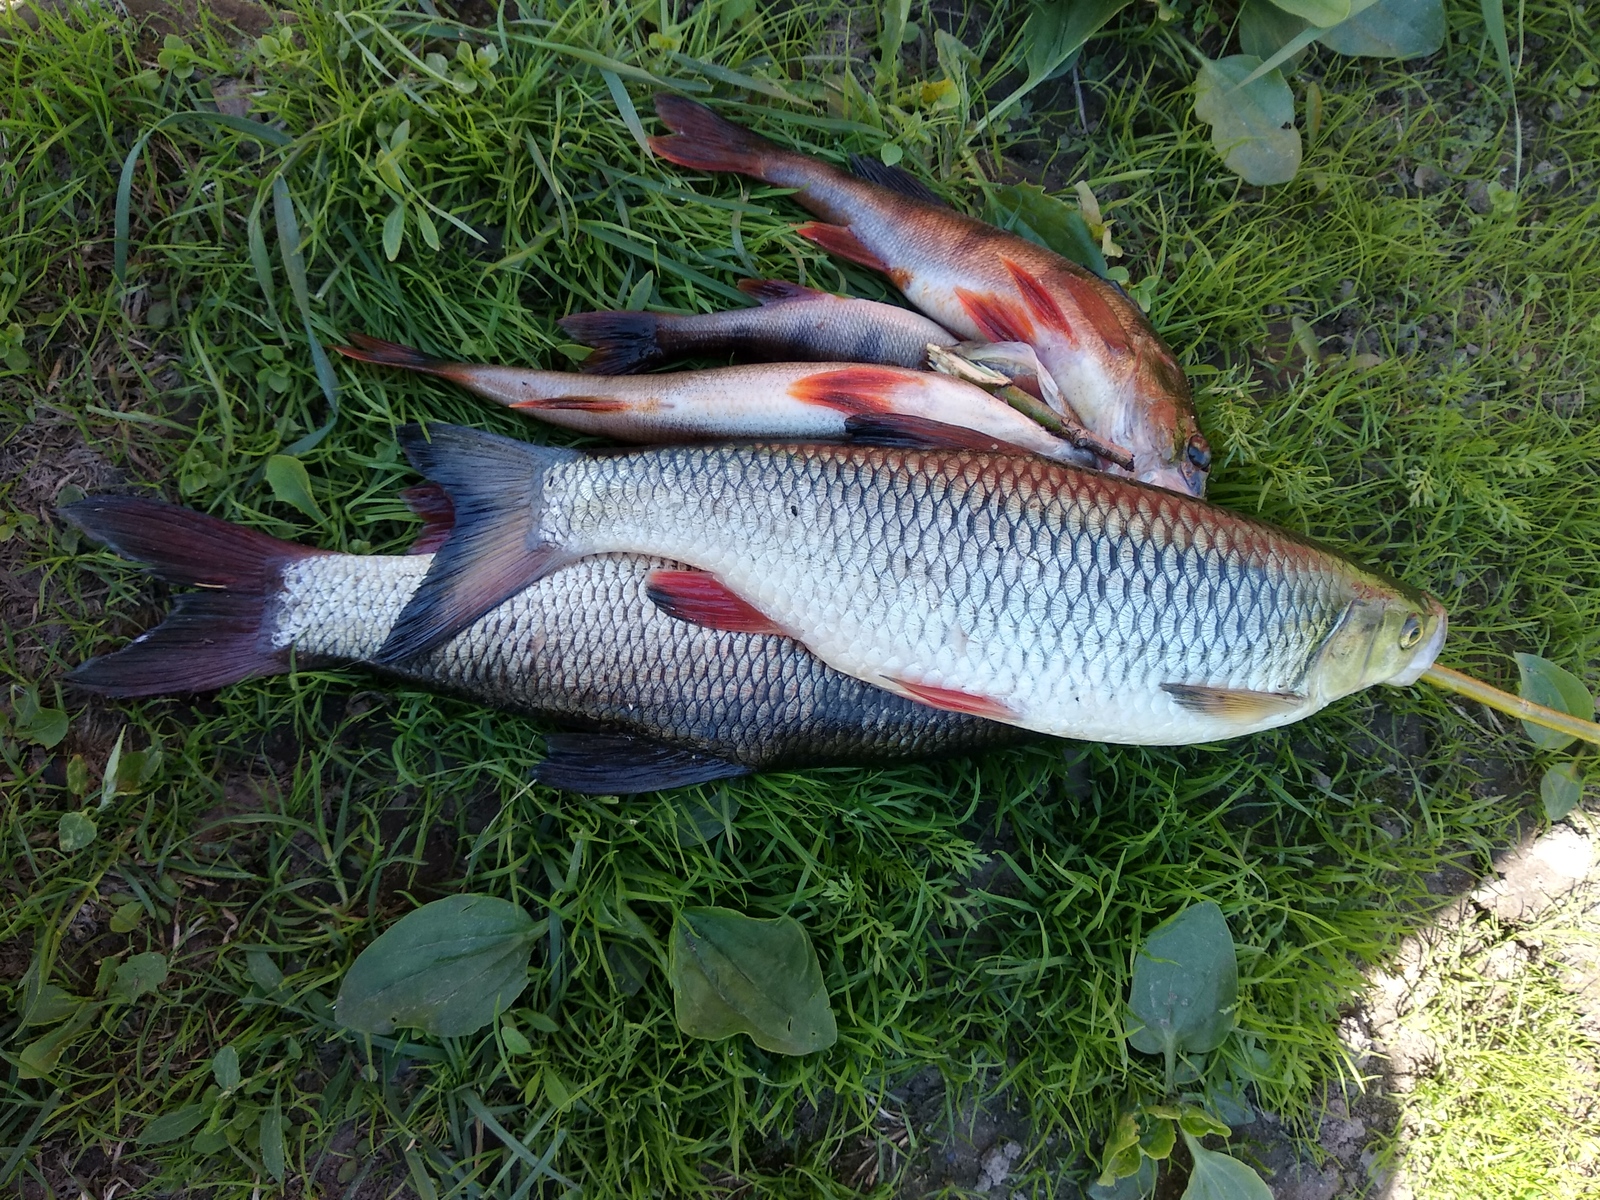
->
[273,175,340,454]
[1479,0,1514,90]
[600,69,651,157]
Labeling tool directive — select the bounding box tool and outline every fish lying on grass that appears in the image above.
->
[648,95,1212,497]
[334,332,1103,468]
[380,424,1448,745]
[61,494,1023,793]
[559,278,960,374]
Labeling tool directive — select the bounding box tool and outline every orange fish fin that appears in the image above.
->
[954,287,1034,344]
[645,569,788,636]
[893,678,1017,721]
[401,483,455,555]
[510,395,631,412]
[1001,259,1076,343]
[843,413,1031,456]
[649,95,781,177]
[334,332,453,376]
[788,365,909,412]
[795,222,891,274]
[1161,683,1303,721]
[1059,275,1133,354]
[739,278,831,305]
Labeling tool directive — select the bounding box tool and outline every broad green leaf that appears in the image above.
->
[1192,57,1301,186]
[114,951,168,1000]
[383,203,405,261]
[1515,653,1594,751]
[1541,763,1584,821]
[212,1045,241,1090]
[58,811,97,853]
[1262,0,1349,26]
[1126,902,1238,1081]
[20,983,82,1025]
[625,269,656,311]
[65,754,89,795]
[100,727,125,808]
[1140,1117,1176,1159]
[110,900,144,933]
[246,948,286,991]
[987,183,1107,276]
[335,894,540,1037]
[1090,1154,1158,1199]
[1318,0,1445,57]
[669,907,837,1055]
[1180,1131,1274,1200]
[18,1006,94,1079]
[415,206,441,252]
[1239,0,1311,69]
[139,1104,208,1145]
[259,1099,286,1181]
[1178,1104,1232,1138]
[1025,0,1134,83]
[264,455,325,522]
[500,1018,534,1055]
[18,705,67,748]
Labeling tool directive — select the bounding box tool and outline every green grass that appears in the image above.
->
[1,0,1597,1194]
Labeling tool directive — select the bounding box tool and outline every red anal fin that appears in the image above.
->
[1002,259,1076,344]
[509,396,631,412]
[1059,275,1132,354]
[402,483,456,555]
[795,222,891,274]
[954,287,1034,344]
[894,678,1017,722]
[788,366,909,413]
[646,570,787,636]
[843,413,1030,456]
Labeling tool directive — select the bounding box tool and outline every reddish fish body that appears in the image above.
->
[648,95,1210,497]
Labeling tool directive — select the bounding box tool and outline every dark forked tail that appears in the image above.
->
[648,94,787,177]
[60,497,328,697]
[556,310,667,374]
[332,332,457,378]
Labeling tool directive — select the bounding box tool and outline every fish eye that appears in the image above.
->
[1399,615,1423,649]
[1186,435,1212,471]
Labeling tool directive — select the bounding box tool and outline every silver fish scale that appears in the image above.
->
[539,445,1359,741]
[272,552,1019,767]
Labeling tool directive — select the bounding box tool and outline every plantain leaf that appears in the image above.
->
[57,812,97,853]
[259,1098,286,1181]
[1541,763,1584,821]
[1261,0,1349,26]
[1515,653,1594,751]
[335,894,541,1037]
[670,907,837,1055]
[1239,0,1312,70]
[1179,1131,1274,1200]
[113,952,168,1001]
[1126,902,1237,1083]
[1193,56,1301,185]
[139,1104,208,1145]
[264,455,325,522]
[1318,0,1445,57]
[986,183,1107,276]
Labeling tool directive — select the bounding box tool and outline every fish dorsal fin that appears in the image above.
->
[738,278,832,305]
[535,730,750,794]
[1161,683,1304,721]
[376,424,582,664]
[645,569,788,636]
[843,412,1031,457]
[847,153,950,208]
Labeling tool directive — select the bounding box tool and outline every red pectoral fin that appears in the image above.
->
[1059,275,1133,354]
[954,287,1034,344]
[1002,259,1075,344]
[645,570,788,636]
[893,678,1018,722]
[794,222,891,274]
[788,365,910,413]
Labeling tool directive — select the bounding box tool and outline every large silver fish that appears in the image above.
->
[379,426,1447,745]
[60,496,1021,793]
[648,96,1212,497]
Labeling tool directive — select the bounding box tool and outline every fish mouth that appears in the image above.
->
[1138,463,1208,498]
[1387,600,1449,687]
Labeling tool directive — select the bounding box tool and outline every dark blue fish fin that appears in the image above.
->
[376,424,582,664]
[556,310,666,374]
[59,496,328,696]
[737,278,831,305]
[535,731,751,794]
[843,412,1029,456]
[847,153,949,208]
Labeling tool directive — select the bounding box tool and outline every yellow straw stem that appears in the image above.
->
[1421,664,1600,748]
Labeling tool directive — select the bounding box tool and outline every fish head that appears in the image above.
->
[1130,348,1211,498]
[1308,584,1449,703]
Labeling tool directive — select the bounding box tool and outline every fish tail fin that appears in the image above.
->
[649,94,785,178]
[556,310,667,374]
[376,424,584,664]
[60,497,326,697]
[334,332,456,378]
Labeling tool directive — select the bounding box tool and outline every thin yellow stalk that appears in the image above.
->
[1421,665,1600,748]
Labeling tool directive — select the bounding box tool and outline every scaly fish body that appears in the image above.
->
[648,96,1210,496]
[61,498,1021,792]
[558,279,959,374]
[386,428,1447,745]
[335,334,1097,468]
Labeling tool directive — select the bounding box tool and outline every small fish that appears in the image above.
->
[380,425,1448,745]
[559,279,960,373]
[649,95,1212,496]
[334,332,1098,468]
[60,494,1023,794]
